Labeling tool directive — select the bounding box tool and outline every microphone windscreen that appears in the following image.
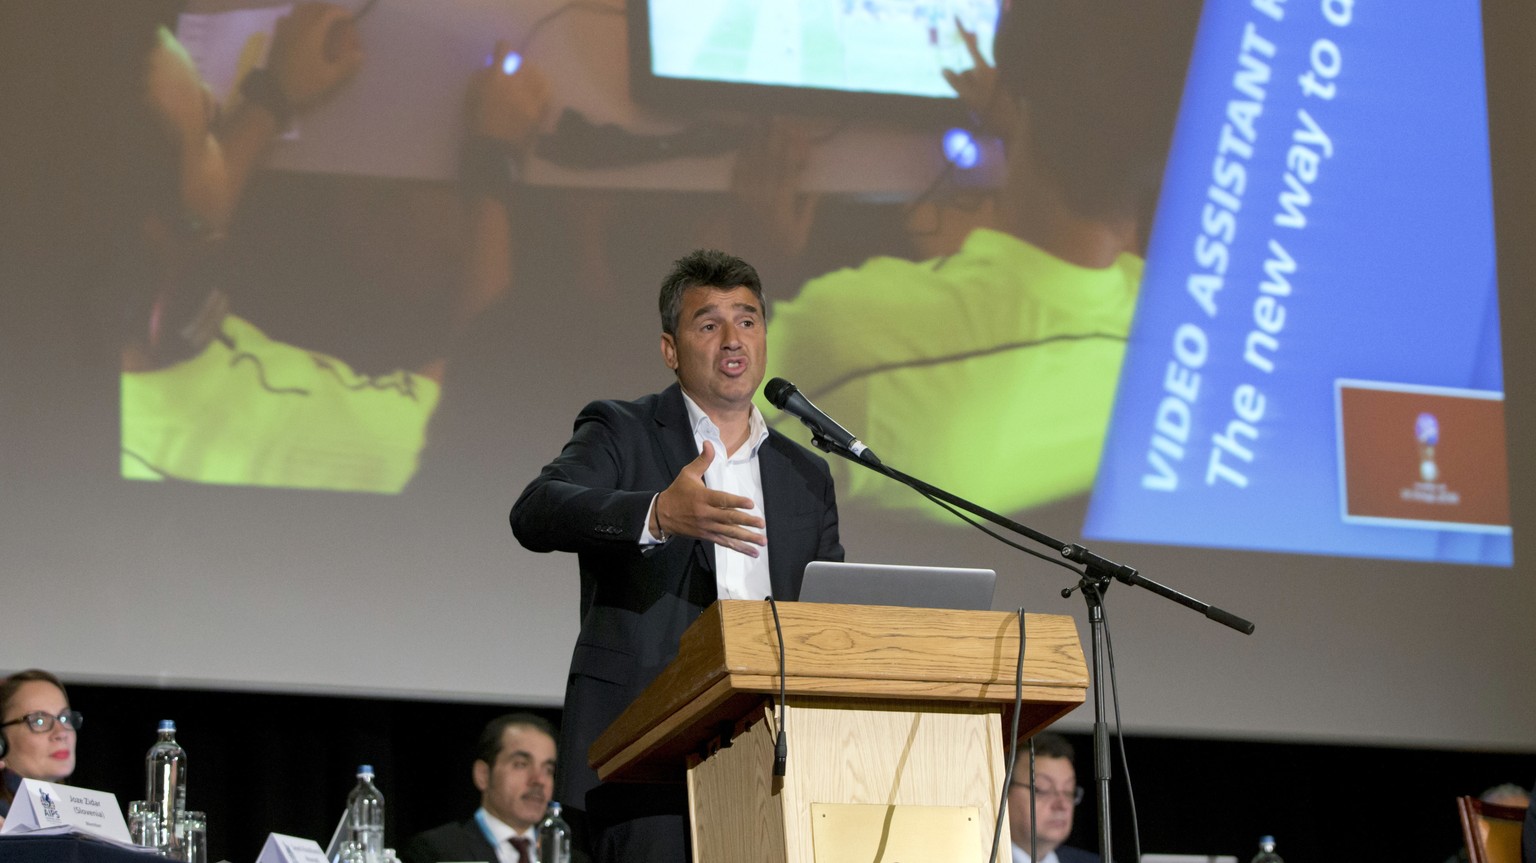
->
[764,377,797,408]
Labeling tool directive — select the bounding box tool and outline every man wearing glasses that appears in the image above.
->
[1009,732,1099,863]
[0,669,82,825]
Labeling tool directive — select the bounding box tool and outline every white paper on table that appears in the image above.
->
[0,779,136,848]
[256,832,330,863]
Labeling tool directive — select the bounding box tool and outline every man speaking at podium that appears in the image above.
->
[510,249,844,863]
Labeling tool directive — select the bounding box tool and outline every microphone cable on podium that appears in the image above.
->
[1099,589,1143,863]
[988,607,1028,863]
[766,595,789,778]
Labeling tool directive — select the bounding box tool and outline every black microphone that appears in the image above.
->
[764,378,880,465]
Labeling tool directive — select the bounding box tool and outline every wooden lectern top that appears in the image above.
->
[591,600,1088,784]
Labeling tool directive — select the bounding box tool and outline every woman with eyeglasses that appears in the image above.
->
[0,669,82,824]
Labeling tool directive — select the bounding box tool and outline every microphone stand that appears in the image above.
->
[808,434,1253,863]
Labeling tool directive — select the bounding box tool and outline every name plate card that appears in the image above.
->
[0,779,132,844]
[256,833,330,863]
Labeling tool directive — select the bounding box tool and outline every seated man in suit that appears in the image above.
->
[1009,732,1099,863]
[401,713,565,863]
[1524,777,1534,863]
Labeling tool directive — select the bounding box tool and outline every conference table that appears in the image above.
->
[0,834,160,863]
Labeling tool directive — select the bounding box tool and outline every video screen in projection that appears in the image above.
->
[643,0,1000,99]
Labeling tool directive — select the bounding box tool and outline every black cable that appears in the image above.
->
[789,331,1129,406]
[120,449,175,479]
[766,595,789,778]
[1101,598,1142,863]
[904,41,1014,232]
[227,352,311,396]
[1029,734,1038,863]
[913,488,1083,575]
[900,156,962,223]
[808,120,852,146]
[989,606,1027,863]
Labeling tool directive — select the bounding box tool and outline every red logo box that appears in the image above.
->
[1335,380,1510,532]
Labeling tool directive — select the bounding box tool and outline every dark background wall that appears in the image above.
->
[59,681,1534,863]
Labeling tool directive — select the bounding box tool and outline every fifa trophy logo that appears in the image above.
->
[1415,412,1439,483]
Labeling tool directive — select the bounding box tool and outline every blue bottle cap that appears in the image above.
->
[1260,835,1275,845]
[357,764,374,776]
[158,720,176,732]
[548,801,561,817]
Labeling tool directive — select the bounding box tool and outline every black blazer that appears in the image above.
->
[399,816,592,863]
[1056,844,1103,863]
[510,383,844,814]
[399,818,496,863]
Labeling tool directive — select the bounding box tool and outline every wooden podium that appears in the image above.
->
[590,600,1088,863]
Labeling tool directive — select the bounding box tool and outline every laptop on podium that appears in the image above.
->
[798,561,997,611]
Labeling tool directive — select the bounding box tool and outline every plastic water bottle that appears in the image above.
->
[535,802,572,863]
[1251,835,1284,863]
[346,765,385,863]
[145,721,187,850]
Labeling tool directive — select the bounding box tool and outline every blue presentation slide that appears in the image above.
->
[1085,0,1512,566]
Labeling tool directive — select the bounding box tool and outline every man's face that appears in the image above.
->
[474,725,556,832]
[1007,755,1077,856]
[660,285,766,419]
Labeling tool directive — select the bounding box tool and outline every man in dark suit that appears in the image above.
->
[400,714,561,863]
[1523,779,1534,863]
[1008,732,1100,863]
[510,249,844,863]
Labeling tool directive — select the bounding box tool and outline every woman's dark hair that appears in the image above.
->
[0,669,71,808]
[0,669,69,721]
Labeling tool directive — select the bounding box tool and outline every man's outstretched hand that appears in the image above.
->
[653,441,766,557]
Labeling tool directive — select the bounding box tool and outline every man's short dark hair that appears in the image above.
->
[6,1,187,350]
[474,713,557,766]
[1023,731,1075,764]
[658,249,765,336]
[993,0,1204,225]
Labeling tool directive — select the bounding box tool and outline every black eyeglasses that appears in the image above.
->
[1010,782,1085,806]
[0,710,84,734]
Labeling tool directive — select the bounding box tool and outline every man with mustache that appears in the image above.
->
[401,714,585,863]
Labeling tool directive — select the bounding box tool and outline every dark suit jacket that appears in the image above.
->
[399,818,496,863]
[1056,844,1102,863]
[1523,785,1534,863]
[1013,841,1099,859]
[510,383,844,819]
[399,815,592,863]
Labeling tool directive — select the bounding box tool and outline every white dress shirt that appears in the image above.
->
[641,392,772,601]
[475,807,537,863]
[1013,846,1060,863]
